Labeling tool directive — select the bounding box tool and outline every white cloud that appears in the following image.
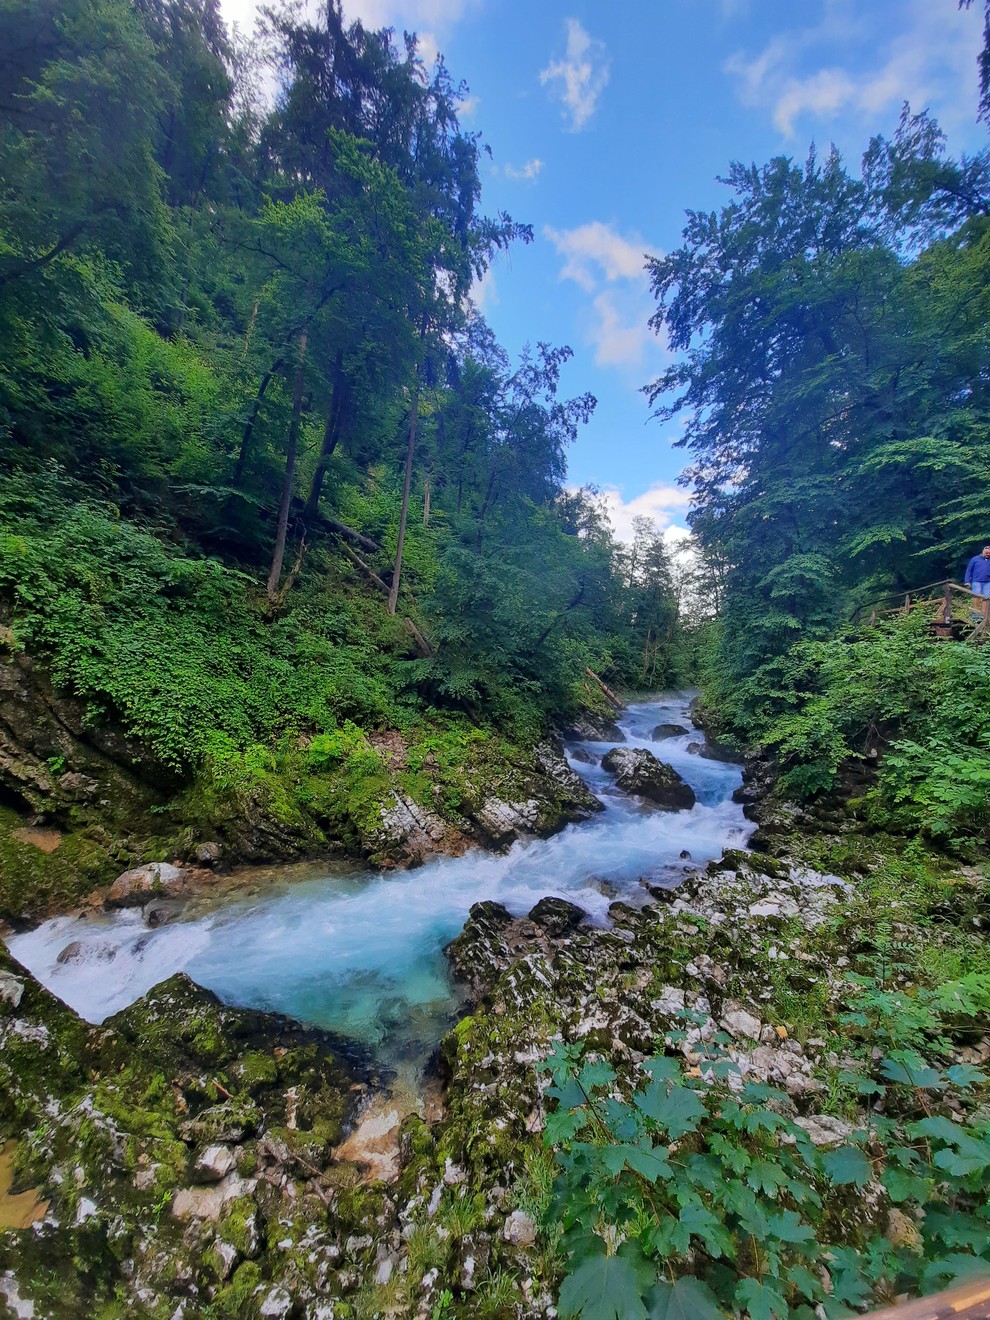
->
[540,18,610,131]
[589,292,653,368]
[342,0,476,29]
[504,158,544,181]
[726,0,984,140]
[470,265,498,312]
[543,221,651,292]
[543,222,662,370]
[457,93,480,119]
[596,482,692,544]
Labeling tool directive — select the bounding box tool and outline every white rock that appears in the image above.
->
[259,1286,293,1318]
[792,1114,857,1147]
[214,1241,239,1280]
[0,972,25,1012]
[195,1145,235,1183]
[650,987,685,1016]
[721,1009,762,1041]
[503,1210,537,1246]
[171,1174,256,1222]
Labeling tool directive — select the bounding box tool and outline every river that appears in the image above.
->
[8,695,749,1071]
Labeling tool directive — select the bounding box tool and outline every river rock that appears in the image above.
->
[561,715,625,742]
[568,746,596,765]
[503,1210,537,1246]
[194,1144,236,1183]
[600,747,696,811]
[445,901,515,998]
[652,723,689,739]
[105,862,190,908]
[528,897,586,938]
[194,841,222,867]
[474,798,541,848]
[0,970,24,1011]
[370,792,465,867]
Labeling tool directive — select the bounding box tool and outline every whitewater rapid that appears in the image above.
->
[7,695,749,1066]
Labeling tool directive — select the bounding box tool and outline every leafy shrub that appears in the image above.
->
[542,994,990,1319]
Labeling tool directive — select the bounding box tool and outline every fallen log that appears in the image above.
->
[403,616,434,659]
[341,543,390,597]
[323,519,380,554]
[585,667,623,709]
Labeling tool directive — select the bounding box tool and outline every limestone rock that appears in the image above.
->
[0,971,24,1012]
[194,841,222,867]
[105,862,190,908]
[792,1114,857,1147]
[721,1008,763,1041]
[600,747,696,811]
[652,723,689,739]
[528,897,586,938]
[503,1210,537,1246]
[194,1145,236,1184]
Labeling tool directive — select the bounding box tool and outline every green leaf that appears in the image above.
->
[749,1159,789,1196]
[735,1276,788,1320]
[821,1146,872,1188]
[645,1277,723,1320]
[881,1166,931,1203]
[578,1059,617,1092]
[787,1264,823,1302]
[558,1255,652,1320]
[641,1056,683,1083]
[546,1108,587,1144]
[946,1063,988,1087]
[633,1081,706,1138]
[766,1209,815,1244]
[921,1253,990,1289]
[599,1141,673,1183]
[880,1053,945,1089]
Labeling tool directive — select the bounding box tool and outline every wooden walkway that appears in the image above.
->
[865,1276,990,1318]
[862,579,990,643]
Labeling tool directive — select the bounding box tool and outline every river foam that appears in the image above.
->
[8,694,749,1066]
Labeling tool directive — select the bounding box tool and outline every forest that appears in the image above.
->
[3,0,990,1317]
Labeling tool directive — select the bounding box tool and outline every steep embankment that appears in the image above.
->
[0,630,606,923]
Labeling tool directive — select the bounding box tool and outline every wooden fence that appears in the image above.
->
[864,1275,990,1317]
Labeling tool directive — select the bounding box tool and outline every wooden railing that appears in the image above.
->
[864,1275,990,1317]
[858,579,990,643]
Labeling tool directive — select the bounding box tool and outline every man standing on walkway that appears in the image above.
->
[964,545,990,596]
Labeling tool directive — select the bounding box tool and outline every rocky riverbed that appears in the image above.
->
[2,704,988,1317]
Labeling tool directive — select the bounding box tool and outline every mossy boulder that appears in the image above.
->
[601,746,696,810]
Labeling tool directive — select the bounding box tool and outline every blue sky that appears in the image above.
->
[221,0,988,539]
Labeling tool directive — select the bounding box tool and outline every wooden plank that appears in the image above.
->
[863,1276,990,1318]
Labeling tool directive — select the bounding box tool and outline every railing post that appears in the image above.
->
[943,581,952,626]
[903,592,910,613]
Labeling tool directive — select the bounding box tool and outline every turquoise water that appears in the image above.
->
[9,695,748,1067]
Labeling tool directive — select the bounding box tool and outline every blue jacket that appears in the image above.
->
[965,554,990,585]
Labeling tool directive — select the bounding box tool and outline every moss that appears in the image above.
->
[214,1259,263,1317]
[231,1050,278,1089]
[218,1198,261,1259]
[0,804,119,920]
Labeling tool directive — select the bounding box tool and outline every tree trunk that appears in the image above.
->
[266,326,308,605]
[476,457,500,550]
[305,348,346,518]
[388,384,419,616]
[423,475,431,527]
[234,357,283,487]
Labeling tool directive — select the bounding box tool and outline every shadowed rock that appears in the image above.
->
[652,723,689,740]
[528,896,586,938]
[601,747,696,811]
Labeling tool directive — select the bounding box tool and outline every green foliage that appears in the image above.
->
[734,613,990,840]
[541,986,990,1319]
